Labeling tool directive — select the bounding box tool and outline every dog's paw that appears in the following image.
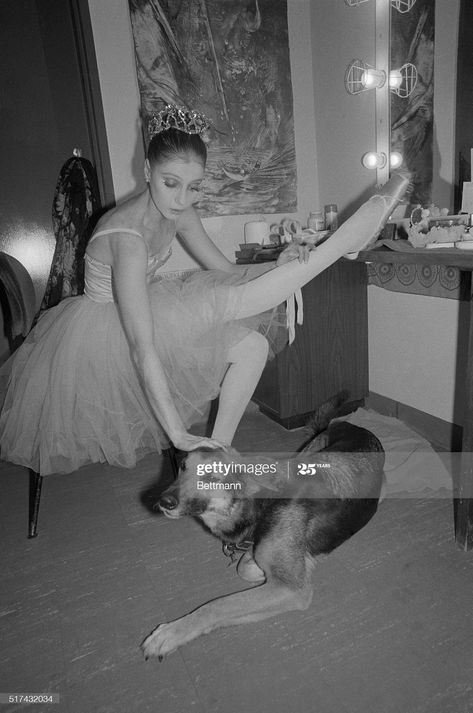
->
[237,552,266,583]
[141,619,194,661]
[141,623,176,661]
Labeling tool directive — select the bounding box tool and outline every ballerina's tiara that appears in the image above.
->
[148,105,212,138]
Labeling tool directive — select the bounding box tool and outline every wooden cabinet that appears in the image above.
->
[252,260,369,428]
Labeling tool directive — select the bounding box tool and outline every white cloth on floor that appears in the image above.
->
[337,408,453,495]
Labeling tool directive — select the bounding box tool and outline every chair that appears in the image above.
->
[0,252,36,354]
[0,253,43,538]
[28,447,180,538]
[0,252,180,538]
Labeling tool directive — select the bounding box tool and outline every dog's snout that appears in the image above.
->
[158,493,179,511]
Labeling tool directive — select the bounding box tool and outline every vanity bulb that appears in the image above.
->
[361,68,386,90]
[389,70,403,89]
[390,151,403,169]
[362,152,387,170]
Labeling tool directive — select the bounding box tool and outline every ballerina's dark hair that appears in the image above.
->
[147,127,207,167]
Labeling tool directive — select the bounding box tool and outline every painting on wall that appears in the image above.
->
[128,0,297,217]
[391,0,435,206]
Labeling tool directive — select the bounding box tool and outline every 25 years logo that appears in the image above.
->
[297,463,317,475]
[296,463,330,475]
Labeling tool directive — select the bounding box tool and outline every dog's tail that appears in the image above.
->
[304,390,350,438]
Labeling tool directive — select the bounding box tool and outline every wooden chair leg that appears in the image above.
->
[28,470,43,539]
[27,452,177,539]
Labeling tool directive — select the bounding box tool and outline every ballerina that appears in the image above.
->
[0,105,409,476]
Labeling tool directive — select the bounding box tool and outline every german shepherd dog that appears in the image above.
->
[141,397,385,660]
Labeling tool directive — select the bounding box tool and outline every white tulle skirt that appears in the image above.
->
[0,267,286,475]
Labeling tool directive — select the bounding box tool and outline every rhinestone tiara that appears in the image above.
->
[148,105,212,138]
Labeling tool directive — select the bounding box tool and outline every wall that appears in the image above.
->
[433,0,461,208]
[310,0,459,215]
[88,0,463,424]
[367,0,461,424]
[310,0,462,424]
[455,0,473,191]
[310,0,376,219]
[87,0,319,271]
[0,0,101,363]
[0,1,96,306]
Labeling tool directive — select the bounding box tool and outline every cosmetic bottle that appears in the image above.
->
[325,204,338,231]
[307,210,325,231]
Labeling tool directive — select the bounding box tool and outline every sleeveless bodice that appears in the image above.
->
[84,229,172,303]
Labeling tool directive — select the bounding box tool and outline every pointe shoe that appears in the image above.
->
[343,172,411,259]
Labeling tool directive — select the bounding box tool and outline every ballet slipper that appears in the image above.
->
[343,172,411,259]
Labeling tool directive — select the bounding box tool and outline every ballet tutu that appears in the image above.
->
[0,266,287,475]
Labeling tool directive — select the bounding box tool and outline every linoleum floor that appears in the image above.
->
[1,405,473,713]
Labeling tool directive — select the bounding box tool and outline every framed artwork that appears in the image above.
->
[128,0,297,216]
[391,0,435,205]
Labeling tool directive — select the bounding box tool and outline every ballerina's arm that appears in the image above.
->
[110,234,223,452]
[176,207,240,271]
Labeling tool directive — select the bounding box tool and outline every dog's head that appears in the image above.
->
[157,446,249,536]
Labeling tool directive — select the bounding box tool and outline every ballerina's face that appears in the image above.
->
[146,154,204,220]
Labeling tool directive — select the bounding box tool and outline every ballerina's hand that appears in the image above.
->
[276,242,312,266]
[171,432,227,452]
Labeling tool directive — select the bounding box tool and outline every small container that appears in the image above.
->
[244,220,270,244]
[325,204,338,231]
[307,210,325,232]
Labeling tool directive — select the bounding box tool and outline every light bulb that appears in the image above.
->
[390,151,403,169]
[361,68,386,90]
[361,71,375,88]
[389,70,403,89]
[362,152,387,169]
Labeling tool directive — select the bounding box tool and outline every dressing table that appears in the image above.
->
[249,246,473,551]
[356,245,473,551]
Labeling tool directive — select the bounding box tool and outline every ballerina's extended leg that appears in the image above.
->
[234,174,410,320]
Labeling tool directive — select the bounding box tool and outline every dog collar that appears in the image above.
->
[222,539,253,562]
